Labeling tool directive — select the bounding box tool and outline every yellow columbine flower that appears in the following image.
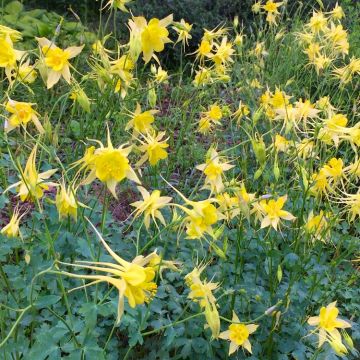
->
[270,88,291,109]
[104,0,131,12]
[59,219,159,324]
[37,37,84,89]
[233,101,250,120]
[323,157,344,183]
[318,113,348,147]
[0,207,26,238]
[194,39,213,62]
[14,59,37,84]
[172,19,192,47]
[0,25,22,42]
[130,186,172,229]
[151,65,169,84]
[308,11,327,33]
[325,23,349,55]
[216,192,240,221]
[128,15,173,64]
[196,148,234,193]
[110,54,134,97]
[0,35,25,80]
[259,195,296,230]
[308,301,351,348]
[193,66,212,87]
[339,192,360,222]
[126,103,158,135]
[188,279,218,308]
[56,181,86,221]
[333,57,360,84]
[136,131,169,167]
[210,37,234,66]
[5,144,57,202]
[274,134,290,153]
[141,15,173,63]
[80,128,140,198]
[69,85,91,113]
[263,0,283,13]
[310,169,330,197]
[4,99,44,134]
[304,211,330,242]
[197,104,223,133]
[219,312,259,355]
[327,3,345,20]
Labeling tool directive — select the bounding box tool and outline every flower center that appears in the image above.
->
[229,324,249,345]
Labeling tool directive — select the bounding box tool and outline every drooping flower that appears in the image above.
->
[37,37,84,89]
[333,57,360,84]
[59,219,161,324]
[304,210,330,242]
[186,264,220,339]
[307,301,351,348]
[196,148,234,193]
[11,59,37,84]
[69,85,91,113]
[4,99,44,134]
[56,181,86,221]
[172,19,192,47]
[5,144,57,202]
[219,312,259,355]
[104,0,131,12]
[130,186,172,229]
[0,207,27,238]
[110,54,134,97]
[259,195,296,230]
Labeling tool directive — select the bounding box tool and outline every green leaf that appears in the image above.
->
[4,1,24,15]
[34,295,62,308]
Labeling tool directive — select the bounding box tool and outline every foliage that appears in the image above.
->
[0,1,360,360]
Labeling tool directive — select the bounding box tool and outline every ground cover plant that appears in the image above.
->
[0,0,359,359]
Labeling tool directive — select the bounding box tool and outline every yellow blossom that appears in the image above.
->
[130,186,172,229]
[172,19,192,47]
[4,99,44,134]
[259,195,296,230]
[308,11,327,33]
[0,35,25,80]
[37,37,84,89]
[308,301,351,348]
[104,0,131,12]
[136,131,169,166]
[196,148,234,193]
[327,3,345,20]
[126,103,157,135]
[56,181,86,221]
[333,57,360,84]
[304,211,330,242]
[219,312,259,355]
[59,219,161,324]
[274,134,290,153]
[1,207,26,238]
[80,128,140,198]
[0,25,22,42]
[5,144,57,202]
